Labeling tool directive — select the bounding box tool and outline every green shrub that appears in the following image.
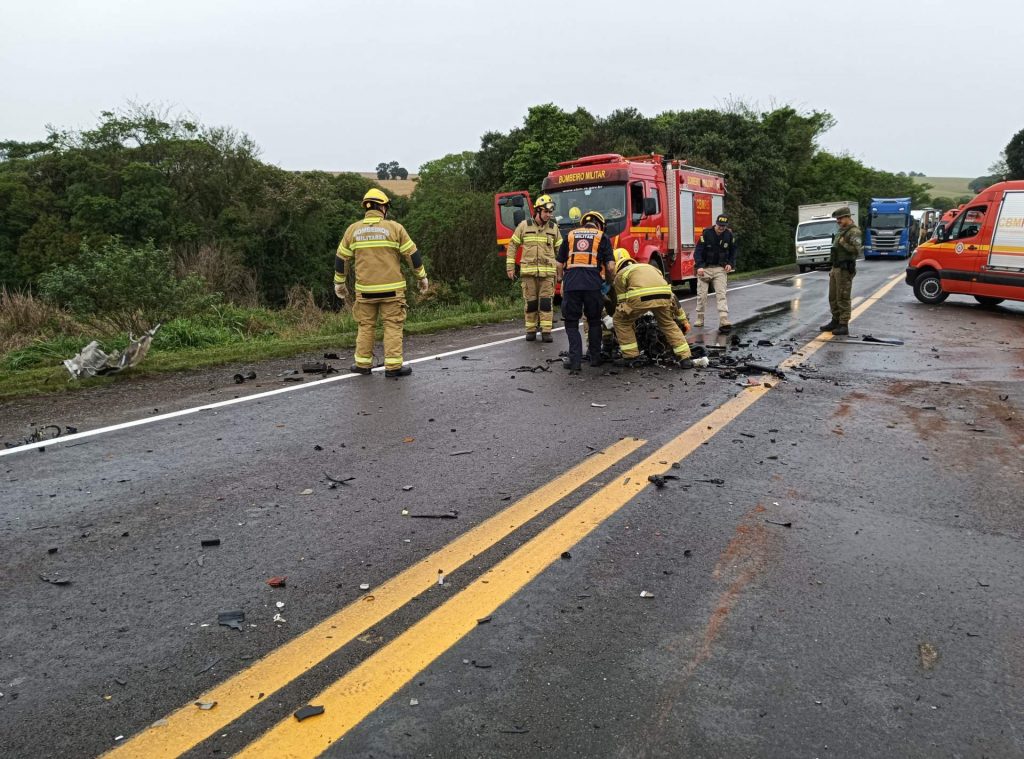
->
[38,238,220,330]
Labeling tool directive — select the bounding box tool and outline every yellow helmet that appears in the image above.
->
[534,194,555,212]
[362,188,391,209]
[613,247,633,271]
[580,210,606,229]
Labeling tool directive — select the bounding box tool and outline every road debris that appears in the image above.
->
[4,424,77,450]
[560,551,572,560]
[323,353,340,360]
[640,590,654,598]
[267,576,287,587]
[273,613,286,623]
[509,365,550,373]
[648,475,667,488]
[294,704,325,721]
[359,583,371,591]
[64,324,161,379]
[302,361,337,374]
[918,642,939,670]
[217,610,245,631]
[232,371,257,384]
[409,698,419,706]
[410,511,459,519]
[324,472,355,485]
[765,519,792,528]
[477,615,492,625]
[299,488,314,495]
[450,450,474,456]
[194,657,222,675]
[195,700,217,710]
[516,387,534,394]
[862,334,905,345]
[692,356,711,368]
[437,570,445,586]
[200,538,221,547]
[39,573,71,586]
[591,403,607,408]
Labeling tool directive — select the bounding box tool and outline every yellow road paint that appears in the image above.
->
[779,272,903,370]
[101,437,644,759]
[236,385,773,758]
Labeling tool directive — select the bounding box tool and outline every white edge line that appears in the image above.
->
[0,330,541,458]
[1,271,805,458]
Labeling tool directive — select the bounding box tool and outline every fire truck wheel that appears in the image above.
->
[912,270,948,305]
[649,254,665,276]
[973,295,1004,307]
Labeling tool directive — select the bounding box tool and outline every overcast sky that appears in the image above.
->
[2,0,1021,178]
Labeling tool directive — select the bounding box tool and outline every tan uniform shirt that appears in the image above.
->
[508,218,561,277]
[337,211,425,295]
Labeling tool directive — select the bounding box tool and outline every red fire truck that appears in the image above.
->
[494,153,726,291]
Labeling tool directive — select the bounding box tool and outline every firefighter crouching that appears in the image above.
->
[507,194,562,342]
[610,248,694,368]
[334,188,428,378]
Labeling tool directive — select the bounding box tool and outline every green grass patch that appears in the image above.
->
[913,176,974,199]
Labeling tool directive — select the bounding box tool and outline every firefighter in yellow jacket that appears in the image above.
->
[610,248,693,368]
[334,189,428,377]
[506,194,562,342]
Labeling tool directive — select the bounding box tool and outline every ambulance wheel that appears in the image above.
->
[974,295,1004,307]
[913,271,947,304]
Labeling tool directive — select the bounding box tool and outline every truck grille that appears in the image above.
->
[871,235,899,251]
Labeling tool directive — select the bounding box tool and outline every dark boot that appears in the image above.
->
[590,356,603,368]
[349,364,371,375]
[613,356,641,368]
[541,332,553,343]
[524,331,537,342]
[385,365,412,378]
[677,358,695,369]
[832,324,849,336]
[562,357,581,372]
[819,320,839,332]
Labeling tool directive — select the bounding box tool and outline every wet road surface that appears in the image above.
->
[2,260,1022,758]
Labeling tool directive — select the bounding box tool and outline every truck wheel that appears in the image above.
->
[798,264,808,273]
[649,254,665,276]
[974,295,1004,307]
[912,271,948,304]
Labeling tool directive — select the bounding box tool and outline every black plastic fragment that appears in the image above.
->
[294,704,325,721]
[217,610,245,630]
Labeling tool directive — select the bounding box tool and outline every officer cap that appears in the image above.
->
[832,206,852,219]
[715,214,730,227]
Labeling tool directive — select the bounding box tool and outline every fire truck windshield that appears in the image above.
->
[548,185,627,227]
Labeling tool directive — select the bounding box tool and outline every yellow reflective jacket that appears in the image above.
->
[337,211,425,296]
[614,261,673,302]
[508,218,561,277]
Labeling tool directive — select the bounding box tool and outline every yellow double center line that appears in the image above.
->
[103,438,644,758]
[110,272,904,758]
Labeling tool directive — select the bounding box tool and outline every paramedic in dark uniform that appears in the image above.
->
[556,211,616,372]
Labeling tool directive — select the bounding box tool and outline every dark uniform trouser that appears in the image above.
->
[561,289,603,364]
[352,293,407,370]
[613,297,692,360]
[520,275,555,334]
[828,267,855,325]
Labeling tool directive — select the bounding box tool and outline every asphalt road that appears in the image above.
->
[2,260,1022,759]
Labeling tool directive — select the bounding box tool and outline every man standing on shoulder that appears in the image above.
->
[335,188,428,377]
[556,211,615,373]
[694,213,737,331]
[819,206,862,336]
[507,194,561,342]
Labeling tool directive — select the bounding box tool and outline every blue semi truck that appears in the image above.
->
[864,197,913,259]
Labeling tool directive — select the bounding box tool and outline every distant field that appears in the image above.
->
[912,176,973,198]
[357,172,417,197]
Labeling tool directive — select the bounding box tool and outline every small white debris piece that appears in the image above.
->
[300,488,314,495]
[114,735,124,741]
[591,403,607,408]
[401,509,409,516]
[692,357,711,368]
[437,570,445,586]
[640,590,654,598]
[195,700,217,710]
[275,601,285,609]
[409,698,419,706]
[359,583,370,591]
[273,613,286,623]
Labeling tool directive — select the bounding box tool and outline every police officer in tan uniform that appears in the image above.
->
[507,194,562,341]
[819,206,862,336]
[693,213,737,331]
[610,248,693,368]
[334,188,428,377]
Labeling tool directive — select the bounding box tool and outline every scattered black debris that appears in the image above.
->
[662,474,680,481]
[560,551,572,560]
[472,661,493,669]
[696,478,726,485]
[765,520,792,528]
[233,371,257,384]
[730,334,741,347]
[217,610,245,631]
[509,365,551,373]
[194,657,222,676]
[999,394,1009,402]
[477,615,492,625]
[283,376,304,383]
[922,405,937,411]
[740,432,755,438]
[648,475,667,488]
[410,511,459,519]
[294,704,325,721]
[517,387,534,394]
[47,547,59,554]
[323,353,340,360]
[313,444,323,451]
[115,678,127,686]
[201,538,221,547]
[683,549,692,557]
[862,334,905,345]
[324,472,355,485]
[499,727,530,735]
[450,450,474,456]
[267,576,287,587]
[461,356,482,361]
[4,424,65,450]
[39,573,71,586]
[756,339,774,347]
[302,362,336,375]
[977,580,990,588]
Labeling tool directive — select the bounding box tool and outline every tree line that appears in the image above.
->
[2,103,1020,323]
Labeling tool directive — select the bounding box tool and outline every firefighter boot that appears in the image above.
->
[525,331,537,342]
[819,319,839,332]
[385,366,413,378]
[677,358,695,369]
[832,324,849,336]
[349,363,371,375]
[541,333,553,343]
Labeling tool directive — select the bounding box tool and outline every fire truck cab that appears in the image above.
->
[495,154,726,292]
